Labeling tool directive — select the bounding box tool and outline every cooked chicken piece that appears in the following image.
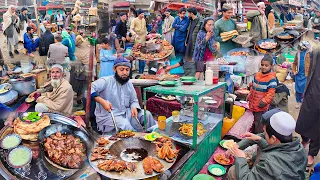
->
[143,156,164,174]
[90,153,105,161]
[97,137,110,147]
[126,162,136,172]
[157,141,179,163]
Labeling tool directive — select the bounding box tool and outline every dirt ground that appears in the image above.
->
[0,31,319,177]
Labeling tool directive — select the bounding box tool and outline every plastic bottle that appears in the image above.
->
[205,67,213,85]
[212,60,219,78]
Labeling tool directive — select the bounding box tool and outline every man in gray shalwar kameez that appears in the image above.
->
[91,58,155,132]
[3,5,20,58]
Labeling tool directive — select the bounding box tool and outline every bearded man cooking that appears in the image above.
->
[29,64,74,116]
[91,58,155,133]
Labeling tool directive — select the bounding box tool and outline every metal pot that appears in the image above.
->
[0,83,18,105]
[9,78,36,96]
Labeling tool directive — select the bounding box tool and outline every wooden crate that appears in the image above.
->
[31,69,48,88]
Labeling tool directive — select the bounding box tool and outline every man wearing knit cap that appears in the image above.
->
[227,109,307,180]
[246,2,269,42]
[129,9,147,44]
[91,58,155,133]
[28,64,74,116]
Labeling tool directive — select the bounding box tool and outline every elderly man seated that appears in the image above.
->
[91,58,155,133]
[29,64,74,115]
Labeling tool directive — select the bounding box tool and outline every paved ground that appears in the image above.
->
[0,31,319,177]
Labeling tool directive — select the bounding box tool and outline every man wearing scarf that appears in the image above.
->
[246,2,269,42]
[19,7,28,43]
[29,64,74,116]
[91,58,155,133]
[3,5,20,58]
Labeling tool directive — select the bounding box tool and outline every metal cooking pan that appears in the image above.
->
[256,39,279,51]
[227,47,259,57]
[275,32,294,42]
[38,123,91,171]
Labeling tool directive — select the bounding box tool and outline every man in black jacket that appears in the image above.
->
[38,27,54,67]
[115,12,128,48]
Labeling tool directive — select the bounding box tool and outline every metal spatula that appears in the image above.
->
[110,110,121,133]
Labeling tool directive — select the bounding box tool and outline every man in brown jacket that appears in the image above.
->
[29,64,74,116]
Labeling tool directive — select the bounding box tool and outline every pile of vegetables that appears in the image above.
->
[22,112,42,122]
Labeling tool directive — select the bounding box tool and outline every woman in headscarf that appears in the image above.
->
[61,30,76,61]
[193,17,219,79]
[3,5,20,58]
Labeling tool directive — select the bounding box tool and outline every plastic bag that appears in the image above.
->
[232,105,245,121]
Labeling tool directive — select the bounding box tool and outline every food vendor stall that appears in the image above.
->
[0,113,95,179]
[143,81,226,179]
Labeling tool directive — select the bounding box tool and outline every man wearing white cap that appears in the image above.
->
[246,2,269,42]
[28,64,74,116]
[227,109,307,180]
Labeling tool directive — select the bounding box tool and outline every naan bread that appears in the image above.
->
[13,115,51,140]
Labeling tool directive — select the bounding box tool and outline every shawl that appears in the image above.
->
[3,5,16,32]
[36,79,74,116]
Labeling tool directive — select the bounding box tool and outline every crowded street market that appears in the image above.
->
[0,0,319,179]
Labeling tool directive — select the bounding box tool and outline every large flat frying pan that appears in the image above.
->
[275,32,294,42]
[227,47,259,57]
[38,123,91,171]
[256,39,279,51]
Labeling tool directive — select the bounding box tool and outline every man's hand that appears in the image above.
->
[131,108,138,118]
[241,132,261,141]
[229,146,246,158]
[73,116,86,128]
[101,100,113,112]
[225,144,239,157]
[4,112,16,127]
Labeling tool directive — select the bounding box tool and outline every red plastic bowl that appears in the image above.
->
[212,77,219,84]
[213,153,235,165]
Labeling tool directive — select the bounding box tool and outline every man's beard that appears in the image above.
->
[115,72,129,85]
[51,78,62,88]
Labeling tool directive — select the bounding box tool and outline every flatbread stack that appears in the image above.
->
[13,115,51,141]
[221,30,239,42]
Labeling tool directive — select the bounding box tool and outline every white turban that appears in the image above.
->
[51,64,64,72]
[257,2,265,7]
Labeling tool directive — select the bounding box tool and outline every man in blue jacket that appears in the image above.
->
[23,26,39,57]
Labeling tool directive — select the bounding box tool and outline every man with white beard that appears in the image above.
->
[29,64,74,115]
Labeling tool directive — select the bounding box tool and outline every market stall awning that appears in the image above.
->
[166,3,204,12]
[113,2,130,8]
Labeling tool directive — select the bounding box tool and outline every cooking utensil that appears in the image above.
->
[227,47,258,57]
[9,78,36,96]
[256,39,278,51]
[38,123,91,171]
[89,137,177,180]
[0,88,18,105]
[134,116,145,132]
[110,110,120,133]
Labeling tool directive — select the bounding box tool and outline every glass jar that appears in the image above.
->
[158,116,166,130]
[172,111,180,122]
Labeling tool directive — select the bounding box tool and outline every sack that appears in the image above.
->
[232,105,246,121]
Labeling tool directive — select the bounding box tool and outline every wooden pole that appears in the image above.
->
[33,0,40,37]
[85,43,94,127]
